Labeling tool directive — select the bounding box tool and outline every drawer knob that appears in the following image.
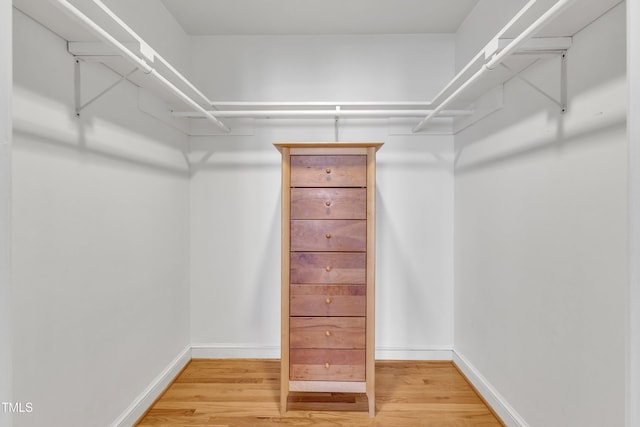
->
[325,266,332,272]
[325,330,331,337]
[325,233,332,239]
[325,362,330,369]
[325,168,332,174]
[325,298,332,304]
[325,200,331,207]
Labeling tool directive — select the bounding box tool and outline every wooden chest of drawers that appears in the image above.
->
[274,142,382,417]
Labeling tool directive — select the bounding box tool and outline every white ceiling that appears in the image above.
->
[13,0,623,43]
[159,0,480,36]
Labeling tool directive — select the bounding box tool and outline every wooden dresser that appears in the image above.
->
[274,142,383,417]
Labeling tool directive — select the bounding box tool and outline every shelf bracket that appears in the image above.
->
[500,51,568,114]
[74,58,138,117]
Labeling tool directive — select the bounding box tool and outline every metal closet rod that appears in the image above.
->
[52,0,454,128]
[172,109,473,119]
[87,0,448,116]
[427,0,538,108]
[209,101,434,107]
[51,0,231,133]
[50,0,574,132]
[412,0,577,133]
[88,0,216,109]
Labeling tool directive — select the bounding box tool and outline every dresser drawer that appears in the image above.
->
[291,220,366,252]
[290,284,365,317]
[290,252,366,284]
[291,188,366,220]
[290,317,365,349]
[290,349,365,381]
[291,156,366,187]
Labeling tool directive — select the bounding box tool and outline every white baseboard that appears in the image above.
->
[452,350,528,427]
[189,343,453,361]
[191,343,280,359]
[376,347,453,361]
[111,345,191,427]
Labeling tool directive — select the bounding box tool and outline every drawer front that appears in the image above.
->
[290,252,366,284]
[291,220,366,252]
[291,188,366,220]
[291,156,366,187]
[290,284,365,317]
[290,317,366,349]
[290,349,365,381]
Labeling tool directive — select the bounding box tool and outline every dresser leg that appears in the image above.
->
[367,391,375,418]
[280,390,288,416]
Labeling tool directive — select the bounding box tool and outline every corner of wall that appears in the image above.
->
[0,2,11,426]
[111,345,192,427]
[627,1,640,425]
[452,351,527,427]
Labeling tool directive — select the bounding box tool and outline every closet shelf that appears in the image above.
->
[14,0,623,134]
[413,0,577,132]
[52,0,230,132]
[412,0,623,132]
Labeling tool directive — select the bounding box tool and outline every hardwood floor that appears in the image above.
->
[135,359,504,426]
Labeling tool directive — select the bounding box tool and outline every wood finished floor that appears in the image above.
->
[135,359,504,426]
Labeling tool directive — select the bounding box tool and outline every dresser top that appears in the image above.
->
[273,142,384,153]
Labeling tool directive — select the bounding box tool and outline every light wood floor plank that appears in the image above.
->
[135,359,504,426]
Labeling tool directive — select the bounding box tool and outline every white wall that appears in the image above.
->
[628,0,640,425]
[188,34,456,358]
[11,8,190,426]
[0,2,12,427]
[454,3,627,426]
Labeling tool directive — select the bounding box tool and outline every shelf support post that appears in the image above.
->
[560,52,567,113]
